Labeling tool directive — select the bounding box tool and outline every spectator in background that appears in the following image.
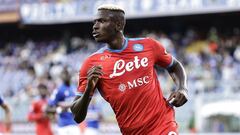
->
[84,96,102,135]
[47,68,81,135]
[0,96,11,134]
[27,84,53,135]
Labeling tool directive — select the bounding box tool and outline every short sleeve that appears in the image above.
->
[150,38,173,68]
[77,58,94,97]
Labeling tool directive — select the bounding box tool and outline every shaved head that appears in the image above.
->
[97,4,125,14]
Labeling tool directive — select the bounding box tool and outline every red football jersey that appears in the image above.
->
[28,99,53,135]
[78,37,178,134]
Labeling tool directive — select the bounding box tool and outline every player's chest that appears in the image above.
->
[95,53,154,79]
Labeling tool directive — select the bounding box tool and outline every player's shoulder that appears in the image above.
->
[80,46,108,68]
[59,84,68,93]
[85,46,108,61]
[128,37,158,50]
[128,37,146,41]
[92,46,108,56]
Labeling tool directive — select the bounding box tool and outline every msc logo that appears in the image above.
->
[133,44,144,52]
[127,75,150,89]
[118,75,150,92]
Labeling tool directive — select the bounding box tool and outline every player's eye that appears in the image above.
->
[93,20,97,24]
[99,19,106,23]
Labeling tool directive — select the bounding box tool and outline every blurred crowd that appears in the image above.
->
[0,27,239,130]
[0,37,96,98]
[0,27,239,98]
[142,27,240,95]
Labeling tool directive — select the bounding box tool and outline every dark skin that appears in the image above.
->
[92,10,125,49]
[71,9,188,123]
[1,103,11,132]
[167,57,188,107]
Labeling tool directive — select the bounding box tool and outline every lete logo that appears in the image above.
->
[110,56,148,78]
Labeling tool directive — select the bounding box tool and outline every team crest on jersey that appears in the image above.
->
[133,44,144,52]
[118,83,126,92]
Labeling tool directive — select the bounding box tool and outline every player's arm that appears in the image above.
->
[58,101,72,108]
[47,89,73,113]
[44,105,57,121]
[1,103,11,132]
[166,57,188,107]
[150,37,188,107]
[71,65,103,123]
[56,101,72,112]
[45,89,62,120]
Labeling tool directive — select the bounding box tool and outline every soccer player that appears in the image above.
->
[71,4,188,135]
[27,84,53,135]
[47,69,81,135]
[0,96,11,133]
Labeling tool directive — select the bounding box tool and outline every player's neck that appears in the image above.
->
[107,34,125,50]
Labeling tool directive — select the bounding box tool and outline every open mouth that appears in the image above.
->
[92,32,100,38]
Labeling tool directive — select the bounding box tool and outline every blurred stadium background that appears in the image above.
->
[0,0,240,134]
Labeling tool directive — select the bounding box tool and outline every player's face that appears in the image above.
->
[39,88,48,97]
[92,10,117,43]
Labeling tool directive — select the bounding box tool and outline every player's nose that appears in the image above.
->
[93,22,99,30]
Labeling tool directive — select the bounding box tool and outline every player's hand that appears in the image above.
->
[44,105,56,119]
[167,88,188,107]
[87,65,103,91]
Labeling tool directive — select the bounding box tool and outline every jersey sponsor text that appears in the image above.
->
[110,56,148,78]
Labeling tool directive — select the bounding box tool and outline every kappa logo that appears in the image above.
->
[100,54,111,60]
[133,44,144,52]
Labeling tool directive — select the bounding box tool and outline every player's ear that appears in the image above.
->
[115,21,122,32]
